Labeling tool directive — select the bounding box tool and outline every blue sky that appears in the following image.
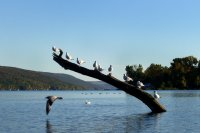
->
[0,0,200,81]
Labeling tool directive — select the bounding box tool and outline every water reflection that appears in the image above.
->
[123,112,163,133]
[86,112,163,133]
[172,92,200,97]
[46,120,53,133]
[44,112,163,133]
[159,90,200,98]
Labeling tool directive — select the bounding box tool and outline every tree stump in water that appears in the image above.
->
[53,53,166,113]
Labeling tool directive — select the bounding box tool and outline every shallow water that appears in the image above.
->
[0,90,200,133]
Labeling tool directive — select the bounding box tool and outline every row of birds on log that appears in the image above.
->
[52,46,112,74]
[52,46,144,88]
[48,46,160,115]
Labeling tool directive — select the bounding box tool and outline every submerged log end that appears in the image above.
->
[151,100,167,113]
[143,91,167,113]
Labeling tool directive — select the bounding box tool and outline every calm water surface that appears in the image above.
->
[0,90,200,133]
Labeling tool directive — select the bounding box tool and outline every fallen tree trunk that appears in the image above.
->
[53,53,166,113]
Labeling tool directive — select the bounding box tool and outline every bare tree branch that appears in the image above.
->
[53,53,166,113]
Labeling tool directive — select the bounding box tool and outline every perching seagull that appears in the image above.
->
[66,52,74,60]
[108,65,113,75]
[93,61,98,70]
[77,58,86,65]
[123,74,133,82]
[97,64,104,72]
[137,81,144,89]
[52,46,56,52]
[153,91,160,99]
[52,46,59,52]
[52,46,63,57]
[46,96,63,115]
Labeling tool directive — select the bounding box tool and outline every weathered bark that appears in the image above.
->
[53,53,166,113]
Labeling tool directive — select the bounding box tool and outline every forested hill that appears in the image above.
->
[0,66,85,90]
[0,66,111,90]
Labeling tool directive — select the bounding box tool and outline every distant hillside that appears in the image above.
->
[89,81,118,90]
[0,66,86,90]
[42,73,118,90]
[41,72,97,89]
[0,66,117,90]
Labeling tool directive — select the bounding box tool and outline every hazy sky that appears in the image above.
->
[0,0,200,81]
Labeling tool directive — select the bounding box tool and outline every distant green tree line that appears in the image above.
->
[125,56,200,89]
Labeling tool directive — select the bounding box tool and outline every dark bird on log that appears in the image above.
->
[93,61,98,70]
[46,96,63,115]
[58,49,63,57]
[108,65,113,75]
[52,46,63,57]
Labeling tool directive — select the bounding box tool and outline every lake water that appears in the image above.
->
[0,90,200,133]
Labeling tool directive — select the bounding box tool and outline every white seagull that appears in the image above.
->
[66,52,74,60]
[52,46,59,52]
[52,46,56,52]
[123,74,133,82]
[108,65,113,75]
[153,91,160,99]
[46,96,63,115]
[77,58,86,65]
[93,61,98,70]
[137,81,144,89]
[97,64,104,72]
[85,100,91,105]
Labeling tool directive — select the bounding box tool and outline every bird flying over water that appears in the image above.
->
[46,96,63,115]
